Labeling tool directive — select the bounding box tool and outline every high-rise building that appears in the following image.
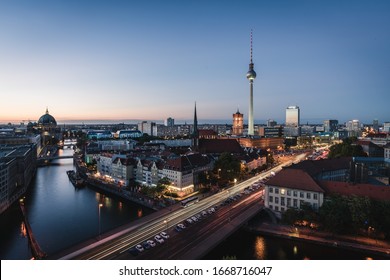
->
[232,109,244,136]
[246,30,257,136]
[383,122,390,133]
[323,120,339,132]
[373,119,379,132]
[138,121,156,136]
[346,120,361,131]
[285,106,300,127]
[345,120,362,137]
[164,117,174,127]
[267,119,277,127]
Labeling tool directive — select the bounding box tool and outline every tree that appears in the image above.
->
[213,153,241,182]
[370,200,390,239]
[328,137,366,158]
[348,196,371,232]
[282,208,301,225]
[156,177,170,196]
[319,195,352,234]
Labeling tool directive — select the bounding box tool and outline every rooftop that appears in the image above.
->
[266,168,325,193]
[320,181,390,201]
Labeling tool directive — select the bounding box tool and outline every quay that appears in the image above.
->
[19,201,47,259]
[246,222,390,258]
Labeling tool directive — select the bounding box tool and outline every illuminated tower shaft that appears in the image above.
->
[246,30,257,136]
[248,79,254,135]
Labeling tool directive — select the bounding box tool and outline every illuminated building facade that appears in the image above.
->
[232,109,244,136]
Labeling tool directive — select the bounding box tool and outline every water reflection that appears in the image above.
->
[20,222,27,238]
[293,245,298,255]
[254,236,266,259]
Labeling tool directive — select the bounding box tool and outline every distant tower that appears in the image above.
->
[246,30,257,136]
[192,102,199,150]
[232,108,244,136]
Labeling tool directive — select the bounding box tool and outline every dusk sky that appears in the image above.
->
[1,0,389,124]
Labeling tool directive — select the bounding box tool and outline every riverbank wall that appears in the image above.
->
[246,222,390,258]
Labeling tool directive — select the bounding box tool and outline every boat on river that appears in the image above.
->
[66,170,85,188]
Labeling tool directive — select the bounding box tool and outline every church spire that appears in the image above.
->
[192,102,199,151]
[193,102,198,134]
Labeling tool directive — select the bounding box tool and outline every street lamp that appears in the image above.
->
[98,203,103,239]
[164,219,168,231]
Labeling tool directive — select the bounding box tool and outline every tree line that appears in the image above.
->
[283,195,390,239]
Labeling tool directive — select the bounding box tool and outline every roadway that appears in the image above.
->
[60,153,307,260]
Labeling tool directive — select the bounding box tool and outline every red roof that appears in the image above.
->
[165,153,211,171]
[198,139,243,154]
[289,157,351,177]
[199,129,217,136]
[266,168,325,193]
[319,181,390,201]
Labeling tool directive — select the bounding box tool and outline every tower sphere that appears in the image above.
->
[246,69,257,80]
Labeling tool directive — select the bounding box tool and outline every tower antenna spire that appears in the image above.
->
[250,29,253,64]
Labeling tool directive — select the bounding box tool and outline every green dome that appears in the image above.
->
[38,108,57,126]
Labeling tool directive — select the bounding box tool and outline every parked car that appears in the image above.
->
[147,240,156,247]
[177,223,186,230]
[142,241,151,250]
[154,235,164,244]
[128,247,139,256]
[160,231,170,239]
[175,225,183,232]
[135,244,144,252]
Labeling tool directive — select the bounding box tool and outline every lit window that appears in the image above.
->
[281,189,285,195]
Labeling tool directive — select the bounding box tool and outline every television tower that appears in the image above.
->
[246,30,257,136]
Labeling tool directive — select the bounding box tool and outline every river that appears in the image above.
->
[0,148,153,259]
